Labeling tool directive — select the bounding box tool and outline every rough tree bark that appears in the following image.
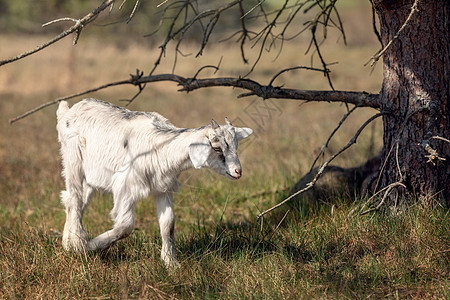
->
[374,0,449,204]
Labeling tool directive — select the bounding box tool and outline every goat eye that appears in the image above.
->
[212,147,222,152]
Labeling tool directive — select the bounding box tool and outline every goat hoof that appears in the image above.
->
[165,260,181,269]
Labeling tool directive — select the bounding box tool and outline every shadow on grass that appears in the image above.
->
[85,218,314,271]
[93,199,333,266]
[176,217,314,264]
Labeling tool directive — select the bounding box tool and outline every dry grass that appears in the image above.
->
[1,3,448,299]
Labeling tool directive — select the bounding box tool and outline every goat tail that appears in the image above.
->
[57,101,70,121]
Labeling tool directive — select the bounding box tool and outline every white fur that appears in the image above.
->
[56,98,252,266]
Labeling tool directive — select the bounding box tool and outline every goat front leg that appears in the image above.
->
[155,192,179,267]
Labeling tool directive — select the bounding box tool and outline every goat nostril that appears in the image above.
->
[235,169,242,177]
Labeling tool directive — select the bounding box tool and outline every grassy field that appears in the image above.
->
[1,3,449,299]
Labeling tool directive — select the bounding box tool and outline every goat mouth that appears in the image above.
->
[226,172,240,180]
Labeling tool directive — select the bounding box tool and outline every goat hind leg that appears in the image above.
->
[60,136,89,253]
[61,188,89,253]
[88,195,136,251]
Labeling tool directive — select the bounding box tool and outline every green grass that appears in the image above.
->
[1,196,448,299]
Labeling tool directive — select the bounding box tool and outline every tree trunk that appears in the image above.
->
[374,0,449,205]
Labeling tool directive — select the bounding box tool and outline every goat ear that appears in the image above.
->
[211,119,219,130]
[235,127,253,141]
[189,143,211,169]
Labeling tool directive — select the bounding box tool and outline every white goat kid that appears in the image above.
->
[56,99,252,266]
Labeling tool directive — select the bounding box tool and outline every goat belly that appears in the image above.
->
[80,127,129,190]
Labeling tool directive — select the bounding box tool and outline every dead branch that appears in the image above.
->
[244,0,290,77]
[301,1,345,90]
[0,0,114,67]
[9,72,380,124]
[9,78,132,124]
[309,105,358,172]
[423,143,446,166]
[2,0,348,107]
[42,18,79,27]
[148,0,240,76]
[238,1,250,63]
[241,0,267,19]
[266,209,290,241]
[424,136,449,165]
[268,66,330,86]
[367,0,419,66]
[125,0,141,24]
[359,134,407,216]
[148,0,344,79]
[369,0,383,46]
[431,136,450,144]
[311,26,335,90]
[360,182,406,215]
[372,107,428,192]
[395,140,404,180]
[157,0,171,8]
[256,112,386,219]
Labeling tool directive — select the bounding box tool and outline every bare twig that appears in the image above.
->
[359,136,406,215]
[241,0,266,19]
[257,112,386,219]
[369,0,383,46]
[330,4,346,45]
[395,140,404,180]
[360,182,406,215]
[125,0,141,24]
[238,1,250,63]
[147,1,240,77]
[157,0,171,8]
[367,0,419,66]
[196,3,235,58]
[144,0,344,86]
[42,17,85,45]
[148,0,192,75]
[271,1,307,60]
[310,105,358,172]
[245,0,290,77]
[311,26,334,90]
[0,0,114,67]
[9,79,132,123]
[373,139,395,194]
[423,143,446,166]
[372,107,426,193]
[430,136,450,144]
[301,0,343,90]
[268,66,330,87]
[118,0,128,10]
[191,63,221,80]
[266,209,290,241]
[42,17,79,27]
